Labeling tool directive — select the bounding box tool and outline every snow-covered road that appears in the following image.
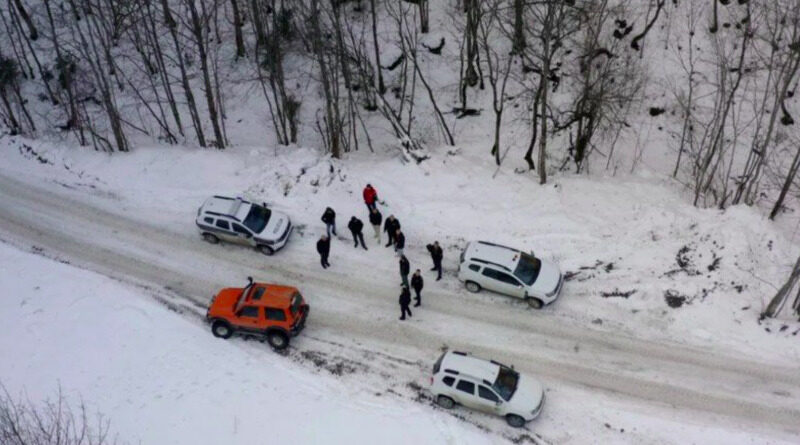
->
[0,171,798,440]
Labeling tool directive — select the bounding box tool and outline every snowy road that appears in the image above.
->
[0,172,798,438]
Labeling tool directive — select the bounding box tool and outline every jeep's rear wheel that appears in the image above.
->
[211,321,233,339]
[436,395,455,409]
[202,233,219,244]
[258,245,275,256]
[506,414,526,428]
[527,297,544,309]
[465,281,481,293]
[267,331,289,350]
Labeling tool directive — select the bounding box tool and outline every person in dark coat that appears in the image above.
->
[384,215,400,247]
[399,286,412,320]
[411,270,423,307]
[321,207,337,237]
[363,184,379,212]
[394,229,405,256]
[399,255,410,288]
[427,241,444,281]
[348,216,367,250]
[316,235,331,268]
[369,207,383,242]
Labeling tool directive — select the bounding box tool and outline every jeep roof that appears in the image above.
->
[463,241,527,272]
[199,195,252,222]
[438,350,502,383]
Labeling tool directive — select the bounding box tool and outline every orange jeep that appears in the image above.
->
[206,277,309,350]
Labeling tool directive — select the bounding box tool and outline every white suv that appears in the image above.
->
[429,350,545,428]
[457,241,563,308]
[196,196,292,255]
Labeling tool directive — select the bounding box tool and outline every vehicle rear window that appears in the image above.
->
[468,264,480,272]
[265,308,286,321]
[204,217,214,224]
[442,376,455,387]
[456,380,475,395]
[290,293,303,316]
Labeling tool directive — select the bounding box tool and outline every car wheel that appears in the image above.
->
[527,297,544,309]
[202,233,219,244]
[465,281,481,293]
[436,395,455,409]
[267,331,289,350]
[211,321,233,339]
[258,245,275,256]
[506,414,526,428]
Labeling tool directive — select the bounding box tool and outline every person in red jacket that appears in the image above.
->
[363,184,379,211]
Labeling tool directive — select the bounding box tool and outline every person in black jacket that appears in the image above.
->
[399,286,412,320]
[348,216,367,250]
[411,270,423,307]
[427,241,444,281]
[321,207,337,237]
[316,235,331,268]
[369,207,383,242]
[394,229,405,256]
[384,215,400,247]
[399,254,410,288]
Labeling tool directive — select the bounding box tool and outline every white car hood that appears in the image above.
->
[529,259,561,295]
[507,375,544,414]
[259,212,289,240]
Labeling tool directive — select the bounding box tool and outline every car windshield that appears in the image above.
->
[492,366,519,401]
[243,204,271,233]
[514,252,542,285]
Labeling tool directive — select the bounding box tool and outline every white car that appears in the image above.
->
[429,350,545,428]
[196,196,292,255]
[457,241,563,308]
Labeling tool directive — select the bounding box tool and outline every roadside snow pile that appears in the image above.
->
[0,241,494,445]
[2,133,799,362]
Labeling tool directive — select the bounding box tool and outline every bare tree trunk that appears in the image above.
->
[370,0,385,95]
[512,0,525,54]
[764,255,800,318]
[187,0,225,149]
[11,0,37,40]
[231,0,246,58]
[769,145,800,220]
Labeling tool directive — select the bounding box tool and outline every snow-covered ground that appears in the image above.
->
[1,134,800,444]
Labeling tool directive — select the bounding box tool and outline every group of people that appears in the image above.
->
[315,184,445,321]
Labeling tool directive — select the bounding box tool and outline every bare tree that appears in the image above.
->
[764,254,800,319]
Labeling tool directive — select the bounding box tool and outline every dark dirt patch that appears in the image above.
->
[601,289,636,298]
[298,350,368,376]
[664,289,689,308]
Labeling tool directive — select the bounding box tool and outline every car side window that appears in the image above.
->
[468,264,481,272]
[483,268,519,286]
[442,376,455,387]
[203,217,214,224]
[238,306,259,318]
[216,220,230,231]
[478,386,500,403]
[232,223,250,235]
[456,380,475,395]
[265,308,286,321]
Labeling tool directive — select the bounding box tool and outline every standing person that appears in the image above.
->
[316,235,331,269]
[426,241,444,281]
[399,255,410,288]
[394,229,405,256]
[399,286,412,321]
[369,207,383,242]
[411,270,424,307]
[321,207,337,237]
[348,216,367,250]
[363,184,379,212]
[384,215,400,247]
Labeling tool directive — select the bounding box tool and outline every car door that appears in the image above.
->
[481,268,526,298]
[453,379,481,410]
[214,219,239,243]
[234,305,262,331]
[475,385,503,415]
[231,222,255,246]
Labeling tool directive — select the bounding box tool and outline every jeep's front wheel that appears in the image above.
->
[267,331,289,350]
[465,281,481,293]
[506,414,526,428]
[211,321,233,339]
[258,245,275,256]
[202,233,219,244]
[436,395,455,409]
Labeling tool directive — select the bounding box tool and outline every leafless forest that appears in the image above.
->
[1,0,800,315]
